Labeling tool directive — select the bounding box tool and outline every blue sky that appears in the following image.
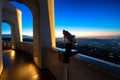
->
[2,0,120,38]
[55,0,120,37]
[2,1,33,36]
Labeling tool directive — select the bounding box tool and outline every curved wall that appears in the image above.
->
[0,0,9,76]
[16,0,55,68]
[0,0,55,74]
[2,3,22,46]
[0,3,22,75]
[15,42,33,55]
[45,49,120,80]
[2,41,33,55]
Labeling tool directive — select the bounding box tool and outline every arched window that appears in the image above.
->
[2,22,11,41]
[10,1,33,43]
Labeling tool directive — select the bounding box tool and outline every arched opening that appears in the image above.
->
[2,22,11,49]
[9,0,55,68]
[2,22,11,41]
[8,1,40,65]
[0,0,51,77]
[1,0,55,69]
[10,1,33,43]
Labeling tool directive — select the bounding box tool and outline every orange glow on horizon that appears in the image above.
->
[56,33,120,38]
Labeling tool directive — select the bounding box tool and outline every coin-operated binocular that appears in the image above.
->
[59,30,78,63]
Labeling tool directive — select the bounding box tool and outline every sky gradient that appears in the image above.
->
[2,0,120,38]
[55,0,120,38]
[2,1,33,36]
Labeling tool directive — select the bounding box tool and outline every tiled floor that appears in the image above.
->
[0,50,55,80]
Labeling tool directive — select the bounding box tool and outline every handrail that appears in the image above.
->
[56,48,120,79]
[75,53,120,77]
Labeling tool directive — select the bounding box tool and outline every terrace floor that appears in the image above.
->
[0,50,55,80]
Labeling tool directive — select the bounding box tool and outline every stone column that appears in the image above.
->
[12,8,22,49]
[17,0,55,69]
[33,15,42,68]
[34,0,55,68]
[0,2,3,76]
[15,9,22,42]
[47,0,55,48]
[33,0,55,69]
[38,0,55,49]
[11,26,15,49]
[2,3,22,49]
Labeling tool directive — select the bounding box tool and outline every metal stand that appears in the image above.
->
[63,63,68,80]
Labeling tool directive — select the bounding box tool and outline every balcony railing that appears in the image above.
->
[2,41,33,55]
[46,48,120,80]
[2,41,120,80]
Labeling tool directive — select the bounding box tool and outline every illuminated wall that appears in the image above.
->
[0,0,4,76]
[0,2,22,75]
[2,3,22,49]
[0,0,55,69]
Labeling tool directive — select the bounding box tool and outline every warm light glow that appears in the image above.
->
[17,63,40,79]
[48,0,56,47]
[4,43,6,46]
[11,51,15,57]
[3,50,16,61]
[76,33,120,38]
[10,50,15,61]
[0,53,3,75]
[2,50,39,79]
[32,74,39,79]
[34,57,39,66]
[16,9,23,42]
[56,30,120,39]
[11,45,15,49]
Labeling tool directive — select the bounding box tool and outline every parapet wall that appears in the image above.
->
[2,41,120,80]
[0,3,21,76]
[2,41,33,55]
[15,42,33,55]
[45,48,120,80]
[45,48,64,80]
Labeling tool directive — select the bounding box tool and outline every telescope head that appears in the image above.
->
[63,30,77,45]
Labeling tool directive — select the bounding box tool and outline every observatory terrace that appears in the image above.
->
[0,0,120,80]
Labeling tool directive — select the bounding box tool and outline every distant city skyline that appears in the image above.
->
[2,0,120,38]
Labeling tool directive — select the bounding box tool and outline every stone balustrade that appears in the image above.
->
[2,41,33,55]
[45,48,120,80]
[2,42,120,80]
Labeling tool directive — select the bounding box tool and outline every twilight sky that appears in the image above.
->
[2,0,120,38]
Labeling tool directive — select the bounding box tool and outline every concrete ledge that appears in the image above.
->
[47,48,120,80]
[2,41,33,55]
[15,42,33,55]
[69,54,120,80]
[75,54,120,76]
[45,48,64,80]
[0,53,3,77]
